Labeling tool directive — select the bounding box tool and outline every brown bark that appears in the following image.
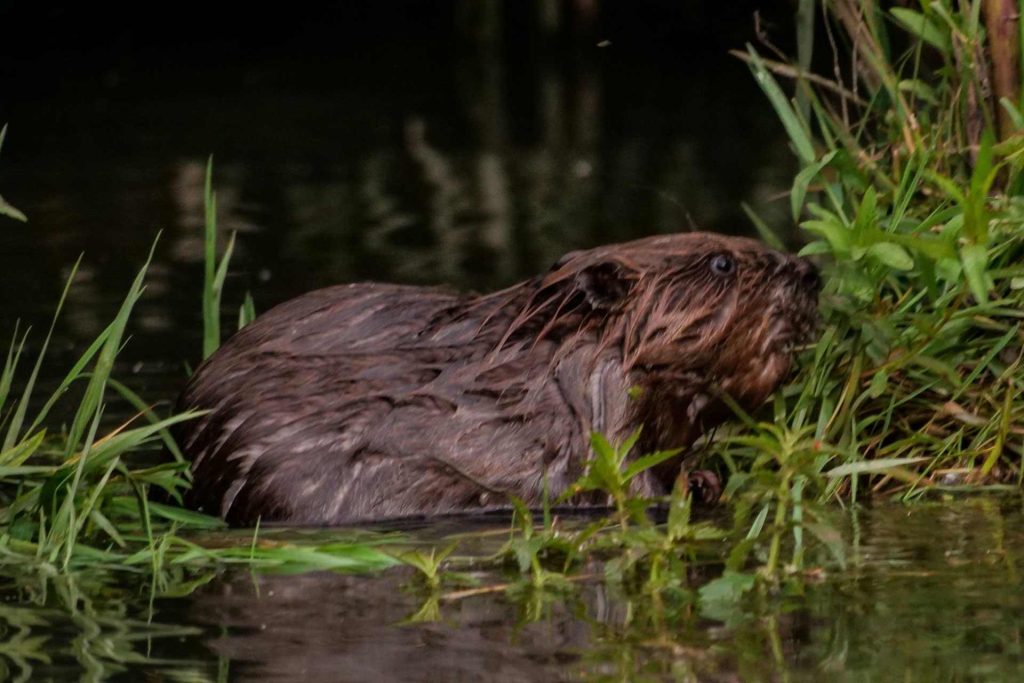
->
[983,0,1021,140]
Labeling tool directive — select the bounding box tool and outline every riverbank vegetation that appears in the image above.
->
[1,0,1022,656]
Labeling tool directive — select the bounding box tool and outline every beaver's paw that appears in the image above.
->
[684,469,722,505]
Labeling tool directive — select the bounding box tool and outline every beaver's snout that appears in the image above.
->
[786,255,822,347]
[770,252,821,294]
[792,256,822,293]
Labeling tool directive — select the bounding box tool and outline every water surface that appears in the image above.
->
[3,501,1023,681]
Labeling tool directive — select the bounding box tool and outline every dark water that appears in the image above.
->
[4,501,1024,681]
[5,2,1019,682]
[0,0,795,409]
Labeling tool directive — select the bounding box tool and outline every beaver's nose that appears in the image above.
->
[790,256,821,293]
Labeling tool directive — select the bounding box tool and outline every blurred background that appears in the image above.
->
[0,0,796,401]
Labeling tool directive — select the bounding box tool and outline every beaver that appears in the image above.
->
[177,232,820,526]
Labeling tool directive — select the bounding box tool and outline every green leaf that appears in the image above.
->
[202,155,230,359]
[0,429,46,467]
[725,537,757,572]
[802,218,852,255]
[619,428,642,460]
[622,448,681,482]
[960,243,991,303]
[746,501,771,540]
[238,292,257,330]
[225,544,400,574]
[0,323,27,419]
[867,242,914,270]
[44,412,199,507]
[791,151,836,221]
[698,570,756,622]
[852,187,878,242]
[3,257,82,452]
[741,202,785,250]
[925,172,967,207]
[589,432,616,463]
[867,370,889,398]
[745,46,816,164]
[0,125,27,222]
[911,355,961,387]
[22,320,112,439]
[804,520,846,569]
[825,457,928,478]
[145,501,226,529]
[89,508,126,547]
[890,8,950,52]
[64,242,155,459]
[667,483,692,539]
[797,240,832,256]
[998,97,1024,132]
[105,377,195,464]
[0,194,27,222]
[964,132,996,243]
[587,432,621,490]
[897,79,938,105]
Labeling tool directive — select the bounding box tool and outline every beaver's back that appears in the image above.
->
[178,282,625,525]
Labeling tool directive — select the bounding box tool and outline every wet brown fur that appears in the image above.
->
[177,232,820,525]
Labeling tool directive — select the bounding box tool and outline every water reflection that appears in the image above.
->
[164,500,1024,681]
[3,501,1024,681]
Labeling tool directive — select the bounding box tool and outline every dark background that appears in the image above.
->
[0,0,797,401]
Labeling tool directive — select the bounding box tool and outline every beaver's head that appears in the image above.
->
[529,232,820,428]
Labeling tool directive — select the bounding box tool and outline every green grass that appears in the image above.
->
[699,0,1024,583]
[739,3,1024,484]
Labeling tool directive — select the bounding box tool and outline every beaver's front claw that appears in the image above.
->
[683,469,722,505]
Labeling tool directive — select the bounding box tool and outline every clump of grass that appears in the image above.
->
[746,0,1023,483]
[702,0,1024,584]
[201,155,237,359]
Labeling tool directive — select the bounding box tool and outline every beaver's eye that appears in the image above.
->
[710,254,735,276]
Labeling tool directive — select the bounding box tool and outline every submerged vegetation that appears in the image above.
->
[2,0,1024,677]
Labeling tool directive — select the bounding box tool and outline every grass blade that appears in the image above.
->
[2,256,82,452]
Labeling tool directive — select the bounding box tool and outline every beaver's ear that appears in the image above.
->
[576,261,630,310]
